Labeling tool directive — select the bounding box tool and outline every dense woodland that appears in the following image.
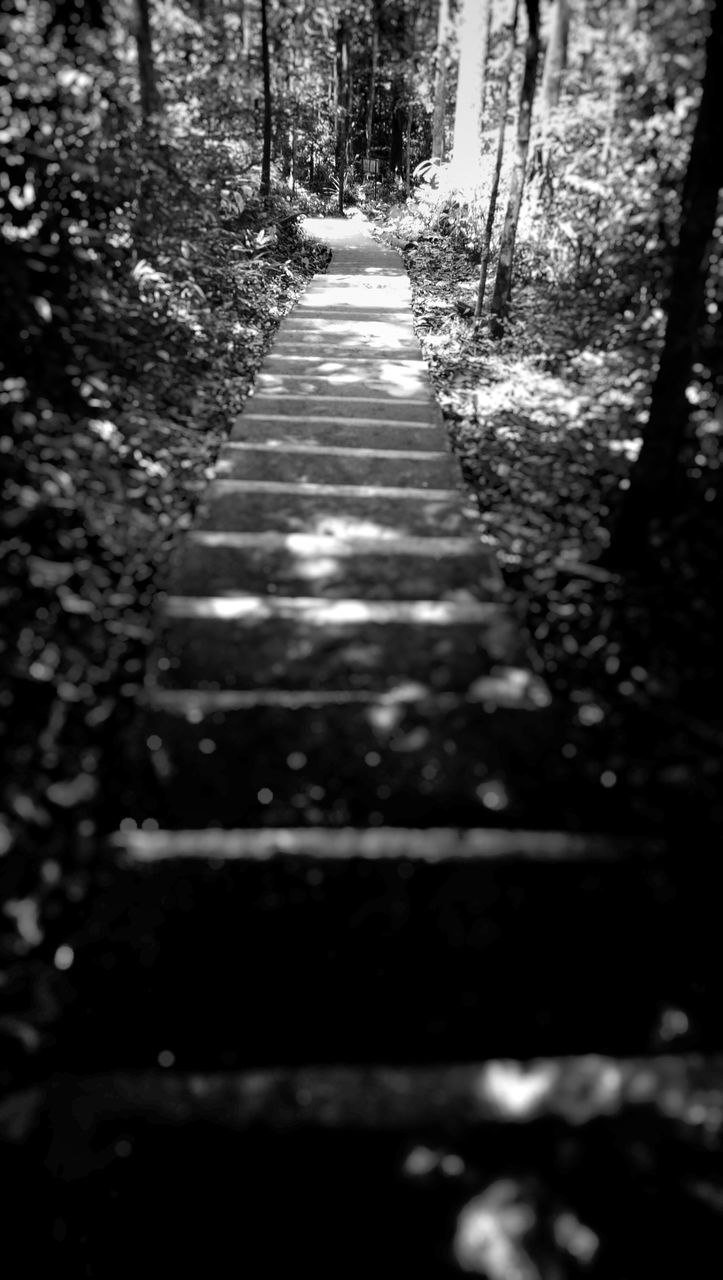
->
[1,0,722,1174]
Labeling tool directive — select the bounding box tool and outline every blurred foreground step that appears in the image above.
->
[166,531,503,600]
[12,1053,723,1143]
[137,695,565,828]
[8,1052,723,1277]
[151,602,527,693]
[52,825,723,1071]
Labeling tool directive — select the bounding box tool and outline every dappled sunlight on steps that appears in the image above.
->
[25,216,717,1279]
[12,211,721,1280]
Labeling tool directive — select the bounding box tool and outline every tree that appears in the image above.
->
[489,0,540,331]
[135,0,161,119]
[335,15,350,213]
[260,0,272,197]
[540,0,570,117]
[449,0,492,186]
[366,0,381,156]
[476,0,520,316]
[608,0,723,563]
[532,0,570,179]
[431,0,450,161]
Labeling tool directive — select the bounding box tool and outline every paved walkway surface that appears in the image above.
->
[15,220,714,1273]
[142,213,555,834]
[58,215,687,1075]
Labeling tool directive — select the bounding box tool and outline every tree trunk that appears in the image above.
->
[366,10,379,156]
[608,0,723,564]
[135,0,161,120]
[489,0,541,332]
[540,0,569,117]
[431,0,450,162]
[532,0,570,190]
[449,0,491,187]
[391,95,405,176]
[259,0,272,198]
[336,19,349,214]
[405,103,413,192]
[476,0,520,317]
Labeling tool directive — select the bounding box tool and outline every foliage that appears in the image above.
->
[0,0,329,1073]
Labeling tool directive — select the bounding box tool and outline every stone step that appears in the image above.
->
[271,337,422,358]
[25,1052,714,1135]
[10,1050,721,1277]
[53,827,721,1070]
[138,695,577,830]
[293,302,413,318]
[214,443,459,489]
[278,316,417,338]
[262,354,425,376]
[242,392,439,424]
[254,370,431,400]
[115,825,644,863]
[166,532,502,600]
[327,253,402,269]
[229,416,449,451]
[195,484,475,537]
[151,603,522,693]
[297,294,412,313]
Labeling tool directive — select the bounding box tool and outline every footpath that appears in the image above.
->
[56,215,703,1063]
[142,213,557,833]
[11,215,722,1276]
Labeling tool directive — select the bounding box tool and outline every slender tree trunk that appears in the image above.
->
[135,0,161,120]
[366,11,379,156]
[259,0,272,197]
[215,0,227,58]
[431,0,450,161]
[405,103,413,192]
[391,95,405,175]
[532,0,570,191]
[540,0,569,116]
[476,0,520,317]
[489,0,541,332]
[449,0,491,186]
[586,5,624,266]
[346,27,353,167]
[239,0,253,69]
[609,0,723,563]
[336,18,349,214]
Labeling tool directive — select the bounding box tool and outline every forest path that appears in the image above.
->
[58,213,685,1073]
[142,210,557,833]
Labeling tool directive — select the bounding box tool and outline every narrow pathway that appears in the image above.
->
[62,215,685,1074]
[20,220,719,1266]
[143,213,554,833]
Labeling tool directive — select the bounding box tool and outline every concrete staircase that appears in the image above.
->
[10,214,723,1278]
[45,214,715,1074]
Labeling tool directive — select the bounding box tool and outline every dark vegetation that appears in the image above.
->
[1,0,723,1272]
